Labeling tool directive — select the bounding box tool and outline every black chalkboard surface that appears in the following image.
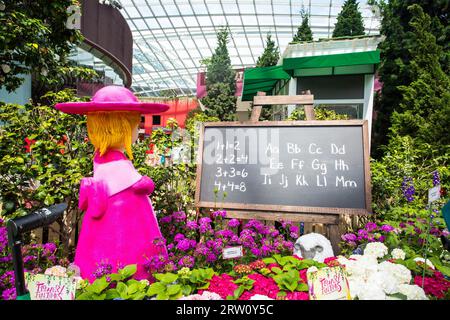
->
[195,121,371,215]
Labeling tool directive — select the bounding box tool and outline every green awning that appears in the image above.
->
[283,50,380,71]
[242,65,291,101]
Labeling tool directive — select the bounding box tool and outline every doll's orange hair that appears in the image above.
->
[86,111,141,160]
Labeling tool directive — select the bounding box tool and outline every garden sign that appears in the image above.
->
[195,120,372,218]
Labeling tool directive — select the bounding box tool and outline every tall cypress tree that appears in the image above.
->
[256,34,280,67]
[372,0,449,153]
[202,26,237,121]
[293,9,313,42]
[332,0,365,38]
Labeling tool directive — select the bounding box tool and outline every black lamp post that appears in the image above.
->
[7,203,67,299]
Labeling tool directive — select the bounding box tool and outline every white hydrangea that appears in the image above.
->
[367,271,399,294]
[364,242,388,259]
[378,261,412,285]
[357,283,386,300]
[345,255,378,281]
[397,284,428,300]
[391,248,406,260]
[413,258,435,270]
[347,277,365,300]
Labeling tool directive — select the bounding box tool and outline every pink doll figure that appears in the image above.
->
[55,86,169,282]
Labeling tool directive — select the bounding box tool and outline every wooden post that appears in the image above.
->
[250,91,266,122]
[328,223,341,255]
[303,90,315,120]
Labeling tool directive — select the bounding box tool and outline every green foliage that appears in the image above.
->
[0,89,93,255]
[227,276,255,300]
[373,0,449,149]
[292,9,313,42]
[202,82,237,121]
[256,34,280,68]
[287,106,349,121]
[371,5,449,216]
[0,1,85,92]
[202,26,237,121]
[332,0,365,38]
[205,26,235,90]
[147,268,216,300]
[76,264,151,300]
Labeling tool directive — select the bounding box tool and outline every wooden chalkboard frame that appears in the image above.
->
[195,120,372,216]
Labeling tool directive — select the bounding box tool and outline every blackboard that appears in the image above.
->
[195,121,371,215]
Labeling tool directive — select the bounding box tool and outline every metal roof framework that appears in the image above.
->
[119,0,381,97]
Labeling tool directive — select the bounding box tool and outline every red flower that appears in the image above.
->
[238,274,280,300]
[414,273,450,299]
[24,137,36,153]
[299,269,308,283]
[200,274,238,299]
[324,256,340,267]
[292,255,304,261]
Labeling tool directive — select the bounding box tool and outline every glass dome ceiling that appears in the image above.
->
[119,0,381,97]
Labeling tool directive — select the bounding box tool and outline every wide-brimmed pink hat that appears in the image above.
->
[55,85,169,115]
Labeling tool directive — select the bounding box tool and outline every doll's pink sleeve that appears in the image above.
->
[79,178,108,219]
[131,176,155,195]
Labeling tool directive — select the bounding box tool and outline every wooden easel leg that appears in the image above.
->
[329,223,341,256]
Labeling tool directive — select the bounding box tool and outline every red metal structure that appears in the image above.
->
[139,97,199,136]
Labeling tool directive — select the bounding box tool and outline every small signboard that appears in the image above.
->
[428,185,441,203]
[25,273,79,300]
[222,246,243,259]
[307,266,351,300]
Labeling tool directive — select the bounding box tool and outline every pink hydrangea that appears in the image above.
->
[238,274,280,300]
[201,274,238,299]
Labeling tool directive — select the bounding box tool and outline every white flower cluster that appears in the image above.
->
[364,242,389,258]
[338,246,428,300]
[391,248,406,260]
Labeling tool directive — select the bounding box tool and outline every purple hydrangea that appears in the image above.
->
[365,222,378,232]
[199,217,212,225]
[176,239,193,251]
[380,225,394,232]
[173,211,187,222]
[216,230,235,238]
[2,288,16,300]
[228,219,240,228]
[206,253,217,263]
[251,248,261,256]
[92,261,113,279]
[186,221,198,230]
[341,233,358,242]
[290,225,300,234]
[212,210,227,219]
[160,216,172,224]
[174,233,185,243]
[153,237,167,247]
[199,223,212,234]
[178,255,195,268]
[357,229,369,240]
[144,254,168,272]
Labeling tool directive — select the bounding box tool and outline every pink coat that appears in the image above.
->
[74,150,166,282]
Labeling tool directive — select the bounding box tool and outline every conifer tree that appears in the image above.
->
[372,0,449,152]
[293,9,313,42]
[256,34,280,68]
[202,27,237,121]
[332,0,365,38]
